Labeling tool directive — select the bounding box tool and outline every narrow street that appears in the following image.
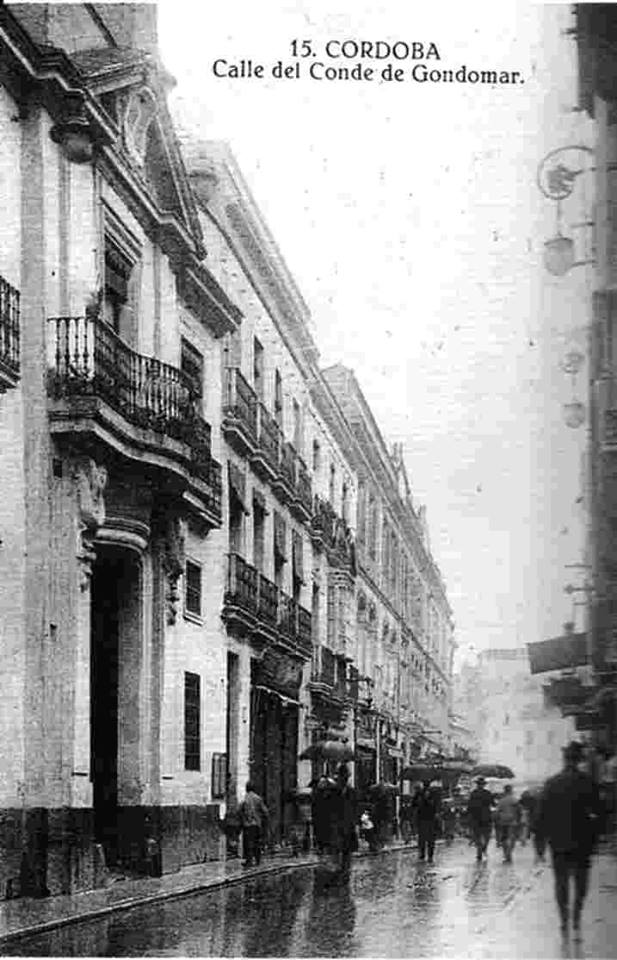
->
[3,840,615,958]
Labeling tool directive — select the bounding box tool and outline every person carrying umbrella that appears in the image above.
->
[467,776,494,862]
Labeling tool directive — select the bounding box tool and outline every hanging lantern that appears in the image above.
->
[544,235,575,277]
[563,401,585,428]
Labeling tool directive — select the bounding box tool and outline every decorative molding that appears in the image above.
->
[160,515,187,626]
[73,456,108,589]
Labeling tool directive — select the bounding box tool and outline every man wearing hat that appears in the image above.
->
[537,741,601,937]
[466,776,494,862]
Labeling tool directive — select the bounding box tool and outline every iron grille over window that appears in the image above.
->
[211,752,227,799]
[185,560,202,617]
[0,275,20,378]
[184,672,201,771]
[184,673,201,770]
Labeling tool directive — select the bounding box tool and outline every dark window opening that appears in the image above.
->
[185,560,202,617]
[184,672,201,771]
[103,238,133,333]
[253,336,264,398]
[253,498,265,572]
[274,369,283,426]
[181,337,204,408]
[312,439,321,473]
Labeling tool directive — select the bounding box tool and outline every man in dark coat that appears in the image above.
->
[467,776,494,862]
[414,780,440,864]
[537,741,601,937]
[332,763,358,879]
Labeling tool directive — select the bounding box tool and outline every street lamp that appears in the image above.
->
[537,145,594,276]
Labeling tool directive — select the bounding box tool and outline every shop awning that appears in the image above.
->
[527,633,588,674]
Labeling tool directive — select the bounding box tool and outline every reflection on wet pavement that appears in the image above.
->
[3,840,615,958]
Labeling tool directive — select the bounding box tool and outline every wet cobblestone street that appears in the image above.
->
[3,839,615,957]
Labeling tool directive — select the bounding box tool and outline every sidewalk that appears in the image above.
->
[0,839,410,946]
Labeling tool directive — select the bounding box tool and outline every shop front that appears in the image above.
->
[249,648,303,845]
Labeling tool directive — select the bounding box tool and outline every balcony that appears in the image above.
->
[291,454,313,522]
[308,646,350,703]
[311,495,356,574]
[0,275,20,393]
[223,553,312,658]
[273,439,296,502]
[47,315,222,524]
[251,402,280,480]
[223,367,258,456]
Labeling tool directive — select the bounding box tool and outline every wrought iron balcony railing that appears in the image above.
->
[224,367,258,444]
[256,402,280,473]
[225,554,312,654]
[48,315,220,500]
[0,275,20,389]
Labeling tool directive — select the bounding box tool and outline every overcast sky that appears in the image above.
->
[158,0,594,662]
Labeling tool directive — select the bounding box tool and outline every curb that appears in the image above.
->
[0,843,415,946]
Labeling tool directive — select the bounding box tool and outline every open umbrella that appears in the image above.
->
[470,763,515,780]
[299,740,354,762]
[368,782,398,796]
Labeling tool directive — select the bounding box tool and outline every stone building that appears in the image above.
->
[454,649,575,786]
[0,1,456,899]
[0,1,241,895]
[322,367,455,792]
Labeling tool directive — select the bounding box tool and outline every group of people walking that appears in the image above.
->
[230,739,606,937]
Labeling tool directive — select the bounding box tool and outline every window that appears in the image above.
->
[341,482,349,523]
[368,494,377,559]
[525,730,534,746]
[292,398,302,452]
[274,369,283,426]
[312,439,321,473]
[184,672,201,771]
[273,510,287,589]
[253,491,265,572]
[181,337,204,408]
[103,237,133,332]
[253,337,264,398]
[329,463,336,505]
[185,560,202,618]
[211,752,227,799]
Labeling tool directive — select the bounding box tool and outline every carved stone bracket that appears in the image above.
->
[160,514,187,625]
[73,457,108,590]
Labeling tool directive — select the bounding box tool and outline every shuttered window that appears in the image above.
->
[184,672,201,771]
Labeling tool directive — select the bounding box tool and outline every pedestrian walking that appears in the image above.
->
[467,776,494,862]
[331,763,358,879]
[399,796,414,844]
[238,781,269,868]
[360,809,378,851]
[311,773,336,854]
[413,780,440,864]
[537,741,602,938]
[494,784,519,863]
